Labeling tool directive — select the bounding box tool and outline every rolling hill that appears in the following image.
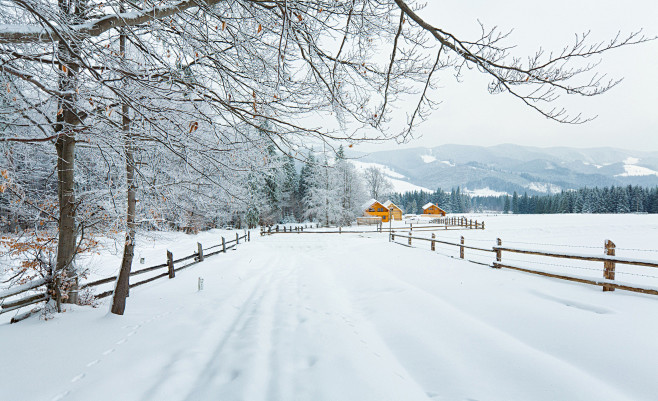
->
[348,144,658,195]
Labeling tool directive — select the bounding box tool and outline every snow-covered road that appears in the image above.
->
[2,232,657,401]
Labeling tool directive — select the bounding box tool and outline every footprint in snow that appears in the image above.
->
[102,348,115,356]
[307,356,318,368]
[86,359,100,367]
[50,390,70,401]
[71,373,85,383]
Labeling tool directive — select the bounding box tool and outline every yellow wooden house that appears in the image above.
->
[422,202,446,216]
[383,200,403,220]
[362,199,390,222]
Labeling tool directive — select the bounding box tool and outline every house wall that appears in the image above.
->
[423,205,446,216]
[364,202,390,222]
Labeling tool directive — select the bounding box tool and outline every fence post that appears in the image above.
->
[391,233,395,241]
[248,231,251,242]
[197,242,204,262]
[460,236,465,259]
[482,222,485,230]
[339,226,342,234]
[410,223,413,232]
[494,238,502,268]
[222,236,226,253]
[167,250,175,278]
[284,226,286,233]
[431,233,436,251]
[603,239,616,292]
[408,232,412,246]
[276,225,279,232]
[236,232,239,244]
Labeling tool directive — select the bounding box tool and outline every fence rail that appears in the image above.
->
[1,232,250,322]
[262,218,484,236]
[390,231,658,296]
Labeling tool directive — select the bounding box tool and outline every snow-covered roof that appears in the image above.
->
[422,202,436,210]
[361,198,385,211]
[383,200,401,210]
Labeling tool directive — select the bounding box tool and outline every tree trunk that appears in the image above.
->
[54,6,82,305]
[55,132,78,305]
[111,26,136,315]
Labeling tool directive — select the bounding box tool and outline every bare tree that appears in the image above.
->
[363,166,393,200]
[0,0,651,312]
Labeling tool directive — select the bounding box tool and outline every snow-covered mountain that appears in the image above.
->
[348,144,658,195]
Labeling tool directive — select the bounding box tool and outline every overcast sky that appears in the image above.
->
[353,0,658,154]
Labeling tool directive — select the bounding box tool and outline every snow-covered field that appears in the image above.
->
[2,214,658,401]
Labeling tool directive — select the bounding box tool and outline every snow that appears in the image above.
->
[74,229,247,284]
[350,160,405,179]
[464,187,509,197]
[420,154,436,163]
[361,198,379,211]
[582,161,604,168]
[0,24,47,34]
[526,182,562,194]
[615,164,658,177]
[382,200,400,209]
[2,214,658,400]
[388,178,431,194]
[421,202,435,210]
[623,157,640,165]
[349,160,432,193]
[0,277,48,299]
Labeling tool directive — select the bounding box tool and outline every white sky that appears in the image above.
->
[353,0,658,153]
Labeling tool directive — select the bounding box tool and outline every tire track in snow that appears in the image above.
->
[180,267,291,401]
[136,259,278,401]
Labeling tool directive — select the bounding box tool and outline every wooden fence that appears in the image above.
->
[430,217,485,230]
[262,218,484,235]
[0,231,250,322]
[391,232,658,296]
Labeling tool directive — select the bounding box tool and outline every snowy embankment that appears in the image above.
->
[2,217,658,401]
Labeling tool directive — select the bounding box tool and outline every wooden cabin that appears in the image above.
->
[383,200,403,220]
[362,199,390,222]
[422,202,446,216]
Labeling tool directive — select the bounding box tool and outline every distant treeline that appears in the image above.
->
[393,185,658,214]
[391,188,471,214]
